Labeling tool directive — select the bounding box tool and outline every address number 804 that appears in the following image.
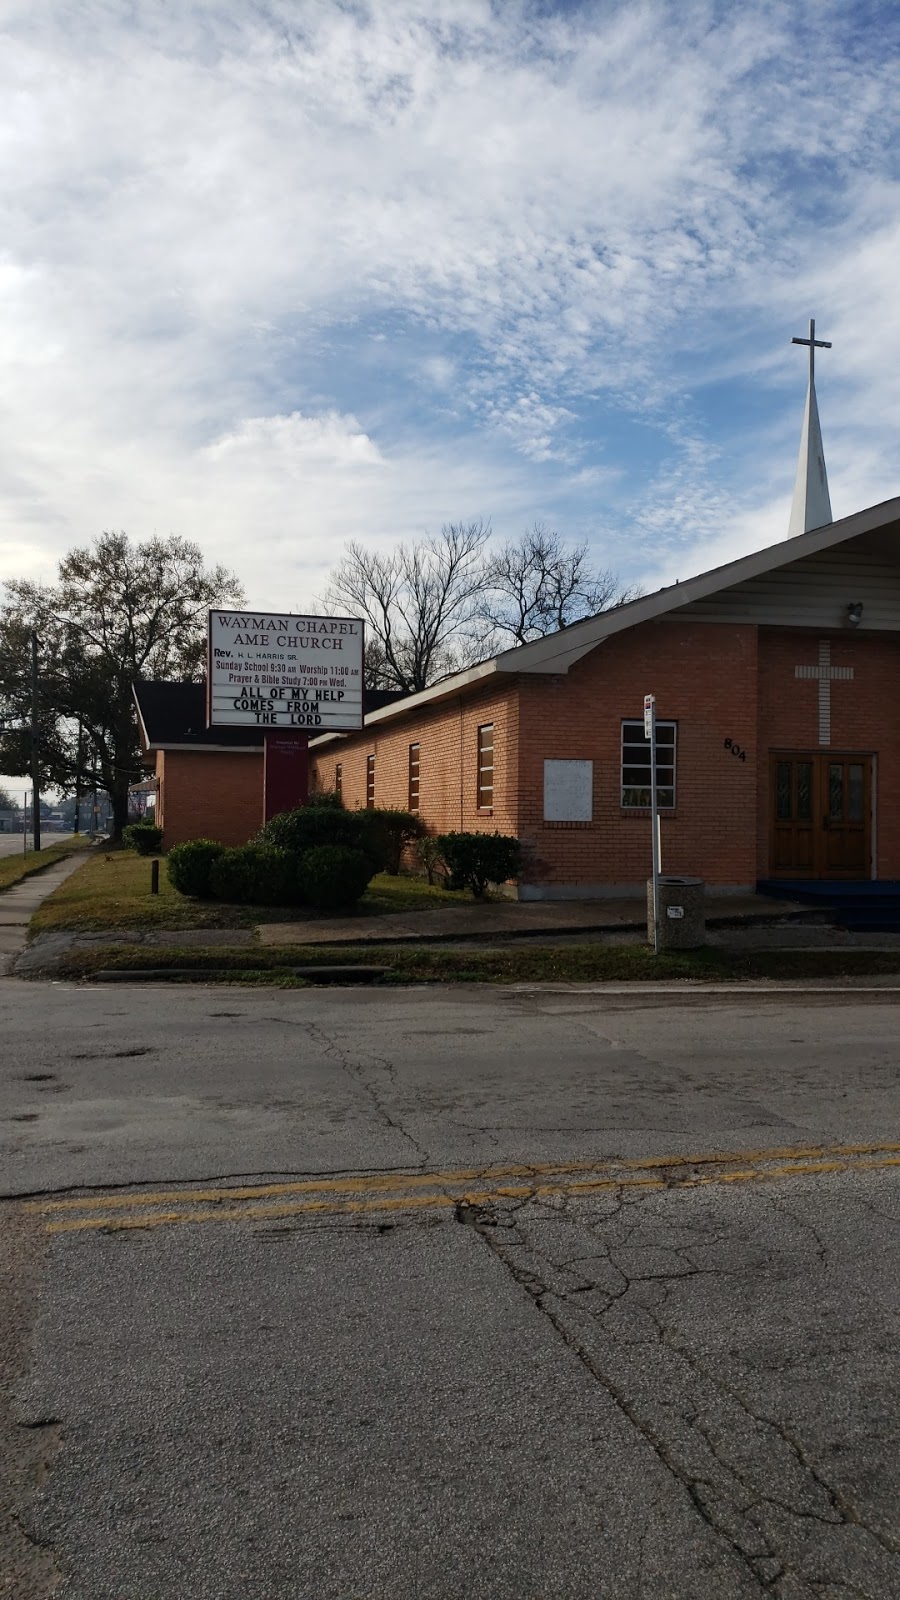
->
[724,737,748,763]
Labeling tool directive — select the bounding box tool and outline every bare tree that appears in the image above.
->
[477,522,641,646]
[324,521,491,693]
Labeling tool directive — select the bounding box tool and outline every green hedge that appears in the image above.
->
[300,845,374,910]
[435,832,522,899]
[362,808,426,875]
[209,845,304,906]
[123,822,163,855]
[255,805,370,857]
[166,839,225,898]
[169,806,378,910]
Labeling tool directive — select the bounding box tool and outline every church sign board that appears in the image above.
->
[207,610,364,732]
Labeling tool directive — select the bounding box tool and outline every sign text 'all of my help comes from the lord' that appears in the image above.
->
[207,610,364,731]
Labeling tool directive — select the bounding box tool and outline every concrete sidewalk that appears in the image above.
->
[257,890,811,948]
[0,849,94,973]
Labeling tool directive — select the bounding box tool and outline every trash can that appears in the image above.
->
[647,876,705,949]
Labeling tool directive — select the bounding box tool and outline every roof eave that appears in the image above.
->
[509,492,900,673]
[145,741,265,754]
[273,491,900,747]
[310,658,509,748]
[132,684,152,753]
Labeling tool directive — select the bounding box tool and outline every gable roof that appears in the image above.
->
[134,681,261,752]
[311,492,900,745]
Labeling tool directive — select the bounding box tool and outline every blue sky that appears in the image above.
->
[1,0,899,616]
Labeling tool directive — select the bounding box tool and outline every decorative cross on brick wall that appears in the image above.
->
[794,639,854,745]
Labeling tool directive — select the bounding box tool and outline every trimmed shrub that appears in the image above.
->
[123,822,163,856]
[247,846,305,907]
[255,804,368,857]
[361,807,427,875]
[208,846,259,904]
[208,845,305,906]
[435,832,522,899]
[166,838,225,899]
[299,845,374,911]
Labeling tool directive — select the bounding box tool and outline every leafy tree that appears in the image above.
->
[0,784,17,810]
[477,522,641,646]
[324,520,490,693]
[0,532,243,838]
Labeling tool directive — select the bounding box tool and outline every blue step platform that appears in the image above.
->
[757,880,900,933]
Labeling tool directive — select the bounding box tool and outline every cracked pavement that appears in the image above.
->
[1,978,899,1598]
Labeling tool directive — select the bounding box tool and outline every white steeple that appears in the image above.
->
[788,318,832,538]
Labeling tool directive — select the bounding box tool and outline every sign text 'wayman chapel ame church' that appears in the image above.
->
[207,610,364,731]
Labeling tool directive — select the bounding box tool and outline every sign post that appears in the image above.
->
[207,609,365,824]
[645,693,660,955]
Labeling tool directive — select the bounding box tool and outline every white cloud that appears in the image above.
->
[0,0,897,604]
[204,412,385,469]
[487,393,576,462]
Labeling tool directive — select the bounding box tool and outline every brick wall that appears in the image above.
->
[292,620,900,893]
[310,685,520,836]
[516,621,760,892]
[156,749,264,847]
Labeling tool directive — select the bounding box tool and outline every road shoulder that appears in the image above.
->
[0,1207,61,1598]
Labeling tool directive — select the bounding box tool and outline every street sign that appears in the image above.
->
[643,693,655,739]
[645,693,660,955]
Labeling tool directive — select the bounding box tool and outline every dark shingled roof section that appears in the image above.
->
[133,680,404,750]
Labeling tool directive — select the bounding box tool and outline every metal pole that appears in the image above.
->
[23,791,28,857]
[74,719,83,834]
[30,631,41,852]
[649,702,660,955]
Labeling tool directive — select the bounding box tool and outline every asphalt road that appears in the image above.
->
[2,979,900,1598]
[0,834,74,859]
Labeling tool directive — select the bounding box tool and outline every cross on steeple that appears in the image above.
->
[788,318,833,539]
[792,317,831,386]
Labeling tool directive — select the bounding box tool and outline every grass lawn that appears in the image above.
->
[30,847,473,934]
[47,940,900,985]
[0,834,94,893]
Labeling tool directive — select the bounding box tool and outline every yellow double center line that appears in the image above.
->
[25,1141,900,1236]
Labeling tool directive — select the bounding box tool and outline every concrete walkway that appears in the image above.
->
[0,850,93,973]
[257,891,810,948]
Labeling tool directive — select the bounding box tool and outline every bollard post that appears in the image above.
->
[151,858,160,895]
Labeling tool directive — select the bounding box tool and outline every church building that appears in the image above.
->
[309,330,900,897]
[136,324,900,898]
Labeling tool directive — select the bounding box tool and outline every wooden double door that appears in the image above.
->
[770,753,872,879]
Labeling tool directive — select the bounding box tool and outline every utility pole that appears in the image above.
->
[30,630,41,853]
